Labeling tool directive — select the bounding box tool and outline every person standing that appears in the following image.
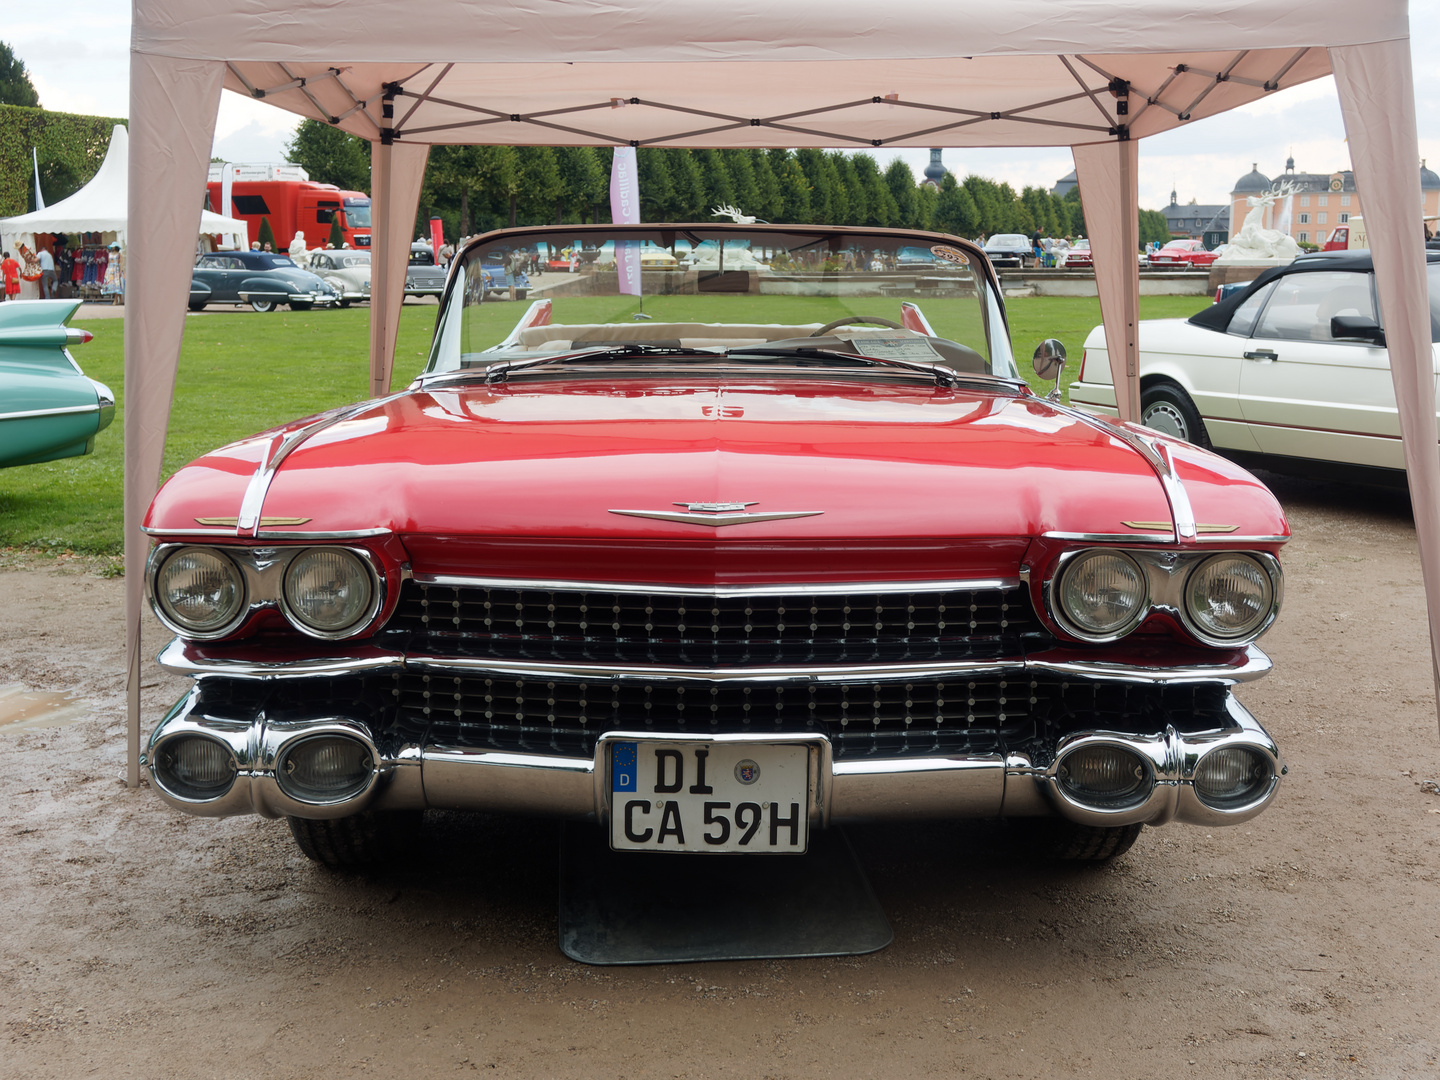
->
[37,245,56,299]
[1,251,20,302]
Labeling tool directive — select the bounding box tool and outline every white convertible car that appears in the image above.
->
[1070,250,1440,485]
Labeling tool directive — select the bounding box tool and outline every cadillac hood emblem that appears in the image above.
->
[608,501,823,527]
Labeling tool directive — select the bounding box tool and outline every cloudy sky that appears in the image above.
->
[7,4,1439,211]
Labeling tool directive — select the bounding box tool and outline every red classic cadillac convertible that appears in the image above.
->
[142,224,1285,868]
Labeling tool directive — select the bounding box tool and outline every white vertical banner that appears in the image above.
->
[221,162,235,220]
[610,146,641,297]
[32,148,45,210]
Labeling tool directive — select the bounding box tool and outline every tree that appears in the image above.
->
[1064,184,1086,236]
[750,150,782,222]
[1138,208,1171,246]
[284,120,371,192]
[667,149,706,220]
[515,146,563,225]
[884,159,917,229]
[725,150,761,219]
[933,174,980,237]
[556,146,605,222]
[327,216,344,248]
[257,216,277,250]
[0,43,40,108]
[635,148,675,220]
[694,150,734,215]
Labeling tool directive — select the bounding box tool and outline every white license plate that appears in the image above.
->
[609,740,810,853]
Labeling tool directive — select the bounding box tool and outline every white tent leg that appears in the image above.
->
[1072,139,1141,422]
[368,140,430,397]
[1332,40,1440,723]
[124,55,225,787]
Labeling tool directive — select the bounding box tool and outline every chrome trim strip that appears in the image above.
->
[1191,534,1289,545]
[608,509,824,527]
[235,395,405,537]
[1043,531,1172,543]
[157,638,407,679]
[255,527,393,540]
[158,636,1272,686]
[411,573,1022,596]
[1,403,100,420]
[143,525,241,537]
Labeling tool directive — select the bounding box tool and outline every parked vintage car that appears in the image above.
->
[982,232,1032,268]
[0,299,113,468]
[1062,238,1092,268]
[408,242,529,300]
[1069,249,1439,484]
[307,249,371,306]
[189,250,339,312]
[1148,239,1219,268]
[142,224,1287,870]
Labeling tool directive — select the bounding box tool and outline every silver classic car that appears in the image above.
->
[307,250,371,306]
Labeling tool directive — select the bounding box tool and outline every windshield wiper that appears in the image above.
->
[723,346,972,388]
[479,344,706,383]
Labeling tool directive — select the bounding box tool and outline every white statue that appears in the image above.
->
[1216,181,1302,264]
[711,204,757,224]
[288,230,310,268]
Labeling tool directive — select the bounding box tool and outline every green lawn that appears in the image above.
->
[0,293,1209,555]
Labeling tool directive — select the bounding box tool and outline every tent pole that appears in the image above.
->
[123,56,224,786]
[1331,39,1440,727]
[1073,137,1142,422]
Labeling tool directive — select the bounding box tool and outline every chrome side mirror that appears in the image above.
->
[1032,338,1067,399]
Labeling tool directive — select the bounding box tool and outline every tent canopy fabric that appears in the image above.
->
[123,0,1438,787]
[0,124,248,247]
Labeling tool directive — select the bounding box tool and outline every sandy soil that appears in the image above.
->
[2,475,1438,1079]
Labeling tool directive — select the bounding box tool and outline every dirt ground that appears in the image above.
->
[2,474,1438,1080]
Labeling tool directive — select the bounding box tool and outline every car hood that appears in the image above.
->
[149,376,1287,572]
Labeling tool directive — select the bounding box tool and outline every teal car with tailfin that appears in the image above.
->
[0,300,113,469]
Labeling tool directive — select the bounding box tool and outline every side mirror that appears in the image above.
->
[1032,339,1067,397]
[1331,314,1385,345]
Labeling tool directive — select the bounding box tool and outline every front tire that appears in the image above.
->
[249,298,275,313]
[1141,382,1209,447]
[289,300,313,312]
[287,810,422,869]
[338,298,351,308]
[188,301,206,312]
[1016,819,1143,862]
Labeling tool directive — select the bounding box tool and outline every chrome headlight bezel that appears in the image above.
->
[279,546,383,640]
[1180,553,1277,644]
[149,545,249,640]
[1051,548,1150,643]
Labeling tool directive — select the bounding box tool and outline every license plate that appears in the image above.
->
[609,740,810,853]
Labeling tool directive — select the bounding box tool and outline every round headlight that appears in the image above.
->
[283,548,375,634]
[1185,554,1273,640]
[155,547,245,635]
[1193,746,1271,808]
[1056,744,1152,808]
[1057,549,1147,637]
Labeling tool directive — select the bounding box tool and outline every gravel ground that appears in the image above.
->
[2,474,1438,1079]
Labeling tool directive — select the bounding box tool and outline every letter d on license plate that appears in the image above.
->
[609,740,810,853]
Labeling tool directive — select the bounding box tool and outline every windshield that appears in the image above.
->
[343,198,372,228]
[337,253,370,267]
[426,226,1017,382]
[986,234,1028,249]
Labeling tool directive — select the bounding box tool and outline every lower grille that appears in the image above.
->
[189,672,1232,763]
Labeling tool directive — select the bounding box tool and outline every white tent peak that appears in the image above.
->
[0,124,246,245]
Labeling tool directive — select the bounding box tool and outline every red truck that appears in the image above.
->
[206,166,372,249]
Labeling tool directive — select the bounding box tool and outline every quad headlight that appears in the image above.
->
[154,546,246,636]
[1056,549,1148,638]
[1184,554,1274,641]
[282,548,375,636]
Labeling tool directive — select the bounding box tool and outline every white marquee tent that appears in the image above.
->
[123,0,1437,783]
[0,125,247,298]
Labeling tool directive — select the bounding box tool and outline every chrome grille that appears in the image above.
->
[382,580,1044,664]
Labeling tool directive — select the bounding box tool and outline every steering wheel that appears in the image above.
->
[809,316,904,337]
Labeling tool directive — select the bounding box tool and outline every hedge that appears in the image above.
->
[0,104,127,217]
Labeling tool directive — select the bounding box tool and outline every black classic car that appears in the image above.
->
[189,250,340,312]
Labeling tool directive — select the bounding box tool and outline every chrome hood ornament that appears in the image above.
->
[609,501,823,527]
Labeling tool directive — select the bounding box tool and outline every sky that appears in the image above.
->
[7,3,1440,212]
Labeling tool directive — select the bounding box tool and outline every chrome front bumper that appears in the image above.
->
[145,679,1283,831]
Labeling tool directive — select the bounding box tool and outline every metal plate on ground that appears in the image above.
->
[559,822,892,965]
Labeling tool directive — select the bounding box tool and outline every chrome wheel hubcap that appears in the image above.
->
[1143,402,1188,440]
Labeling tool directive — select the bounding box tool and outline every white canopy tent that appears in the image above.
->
[0,125,247,297]
[124,0,1437,784]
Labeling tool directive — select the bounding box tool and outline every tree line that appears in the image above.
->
[286,119,1175,246]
